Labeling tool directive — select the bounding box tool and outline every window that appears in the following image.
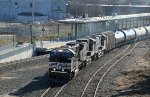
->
[15,2,18,5]
[15,2,18,8]
[30,3,32,8]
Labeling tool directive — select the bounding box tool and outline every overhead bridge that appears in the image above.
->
[58,13,150,39]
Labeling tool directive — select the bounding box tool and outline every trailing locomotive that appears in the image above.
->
[48,26,150,80]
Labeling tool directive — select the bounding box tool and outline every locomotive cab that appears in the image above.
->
[49,48,80,79]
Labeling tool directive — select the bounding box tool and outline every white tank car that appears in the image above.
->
[144,26,150,36]
[115,31,125,44]
[133,27,147,40]
[123,29,136,42]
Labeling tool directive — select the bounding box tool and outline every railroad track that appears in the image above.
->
[80,43,138,97]
[40,43,138,97]
[40,82,67,97]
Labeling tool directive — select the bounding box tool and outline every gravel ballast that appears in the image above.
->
[46,45,129,97]
[0,40,149,97]
[95,41,150,97]
[0,55,50,97]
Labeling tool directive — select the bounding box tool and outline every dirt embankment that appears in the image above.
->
[116,48,150,97]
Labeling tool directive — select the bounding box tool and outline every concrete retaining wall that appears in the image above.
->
[0,44,34,63]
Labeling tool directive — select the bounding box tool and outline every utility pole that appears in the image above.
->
[41,26,45,47]
[30,0,35,44]
[75,0,78,18]
[32,0,35,24]
[57,24,60,41]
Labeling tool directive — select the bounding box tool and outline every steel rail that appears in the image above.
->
[93,43,138,97]
[80,44,131,97]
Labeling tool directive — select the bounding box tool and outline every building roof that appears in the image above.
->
[79,4,150,8]
[58,13,150,24]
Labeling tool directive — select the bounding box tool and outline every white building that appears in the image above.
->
[0,0,66,22]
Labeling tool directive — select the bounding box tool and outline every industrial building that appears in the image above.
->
[0,0,66,22]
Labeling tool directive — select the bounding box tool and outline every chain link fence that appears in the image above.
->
[0,34,16,46]
[0,22,72,46]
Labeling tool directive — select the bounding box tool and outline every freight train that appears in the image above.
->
[48,26,150,80]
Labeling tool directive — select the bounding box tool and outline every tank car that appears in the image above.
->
[145,26,150,35]
[144,26,150,38]
[115,31,125,45]
[133,27,147,40]
[122,29,136,43]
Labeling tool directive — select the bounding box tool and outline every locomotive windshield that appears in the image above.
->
[49,49,74,63]
[76,39,88,43]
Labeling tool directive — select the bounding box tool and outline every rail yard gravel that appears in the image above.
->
[0,43,128,97]
[0,55,50,97]
[93,40,150,97]
[46,45,130,97]
[46,41,150,97]
[0,40,150,97]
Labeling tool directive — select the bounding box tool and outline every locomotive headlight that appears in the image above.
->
[53,68,56,71]
[62,69,64,72]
